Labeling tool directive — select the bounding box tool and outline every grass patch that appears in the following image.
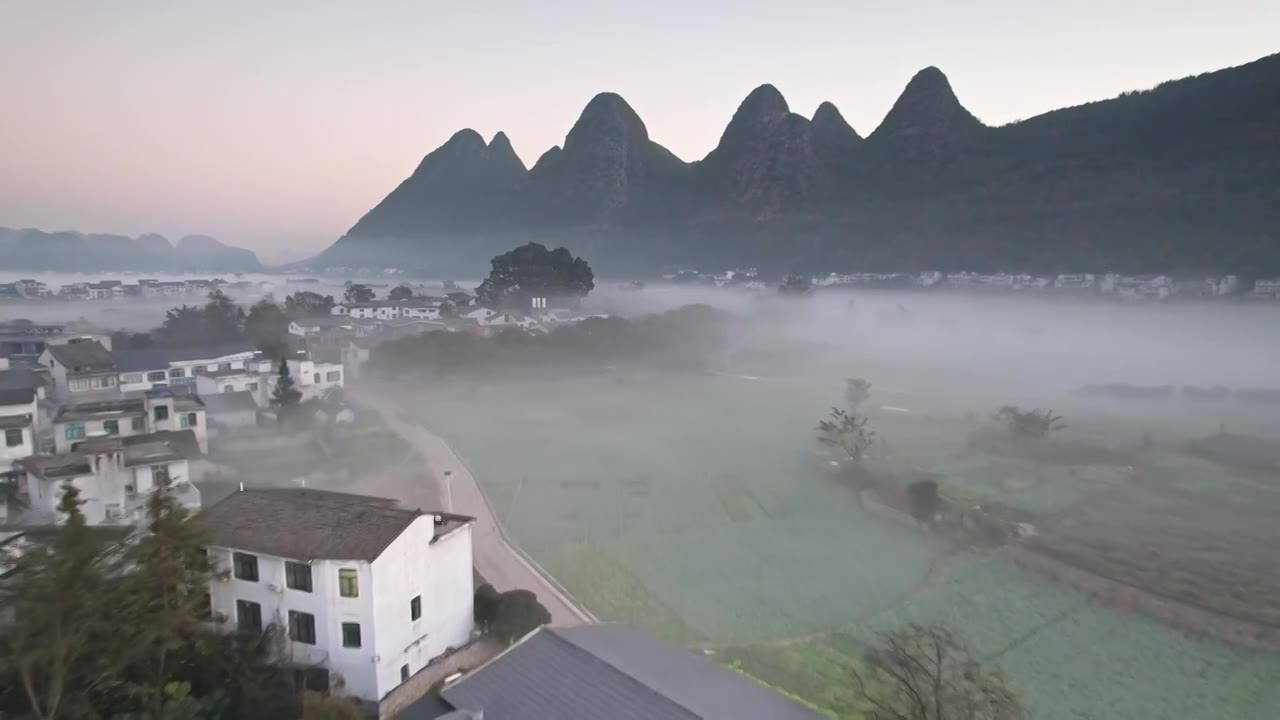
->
[535,542,702,643]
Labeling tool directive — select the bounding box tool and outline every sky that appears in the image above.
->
[1,1,1277,260]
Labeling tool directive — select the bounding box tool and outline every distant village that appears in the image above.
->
[669,269,1280,301]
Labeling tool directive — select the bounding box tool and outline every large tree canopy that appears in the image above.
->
[475,243,594,308]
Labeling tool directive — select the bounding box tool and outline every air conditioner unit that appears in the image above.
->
[267,583,283,593]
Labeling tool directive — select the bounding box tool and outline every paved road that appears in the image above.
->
[356,388,594,627]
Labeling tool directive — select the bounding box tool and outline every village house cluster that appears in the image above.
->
[0,277,277,302]
[809,271,1280,301]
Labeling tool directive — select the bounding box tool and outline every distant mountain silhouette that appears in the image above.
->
[0,228,262,272]
[314,53,1280,276]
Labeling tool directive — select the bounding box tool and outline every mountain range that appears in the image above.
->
[0,228,262,273]
[313,52,1280,277]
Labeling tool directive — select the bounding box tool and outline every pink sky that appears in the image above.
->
[2,1,1277,258]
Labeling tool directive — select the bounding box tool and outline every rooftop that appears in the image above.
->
[0,367,48,392]
[46,340,116,373]
[0,414,33,430]
[200,488,471,562]
[434,625,824,720]
[54,394,204,423]
[200,391,260,414]
[114,343,257,373]
[69,429,202,466]
[0,388,36,407]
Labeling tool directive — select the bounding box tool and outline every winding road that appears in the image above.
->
[354,387,594,627]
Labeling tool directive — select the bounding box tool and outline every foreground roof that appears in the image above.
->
[437,625,824,720]
[200,488,447,562]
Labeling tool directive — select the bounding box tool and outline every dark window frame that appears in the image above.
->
[341,622,362,648]
[4,428,22,447]
[410,595,421,621]
[232,552,259,582]
[338,568,358,598]
[236,599,262,634]
[288,610,316,645]
[284,561,313,592]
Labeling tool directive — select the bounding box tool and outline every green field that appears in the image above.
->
[409,372,1280,718]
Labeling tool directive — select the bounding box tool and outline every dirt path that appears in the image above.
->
[352,386,595,627]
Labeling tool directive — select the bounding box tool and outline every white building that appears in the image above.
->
[38,339,119,400]
[201,489,476,704]
[18,429,202,526]
[0,389,38,463]
[52,389,208,454]
[1251,278,1280,300]
[116,345,259,394]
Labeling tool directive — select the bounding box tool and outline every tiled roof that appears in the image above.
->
[0,388,36,406]
[200,488,442,562]
[46,340,116,372]
[114,343,256,372]
[437,625,825,720]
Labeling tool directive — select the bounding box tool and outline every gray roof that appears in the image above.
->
[438,625,825,720]
[0,368,47,392]
[0,414,32,430]
[200,391,259,414]
[114,343,256,372]
[200,488,430,562]
[70,429,202,466]
[0,388,36,406]
[46,340,116,372]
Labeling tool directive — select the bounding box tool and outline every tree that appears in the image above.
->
[284,291,335,318]
[270,358,302,422]
[0,483,121,720]
[490,590,551,644]
[387,285,414,302]
[245,297,291,358]
[778,274,813,295]
[343,284,376,304]
[993,407,1066,443]
[817,408,876,464]
[157,305,210,347]
[300,691,365,720]
[852,624,1027,720]
[473,583,501,631]
[845,377,873,411]
[475,243,594,308]
[203,290,246,345]
[116,474,219,715]
[906,480,941,526]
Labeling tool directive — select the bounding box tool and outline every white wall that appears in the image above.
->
[0,397,38,463]
[208,549,380,700]
[370,519,474,700]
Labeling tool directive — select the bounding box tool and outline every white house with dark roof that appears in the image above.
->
[115,344,258,394]
[0,388,39,463]
[18,429,202,526]
[201,489,476,705]
[52,388,207,454]
[38,338,119,400]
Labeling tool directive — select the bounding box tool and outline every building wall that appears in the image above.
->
[288,360,344,400]
[196,374,268,407]
[54,413,145,454]
[369,520,474,701]
[0,397,39,463]
[207,548,380,701]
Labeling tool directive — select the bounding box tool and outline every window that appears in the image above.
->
[68,378,90,392]
[94,376,115,389]
[313,373,320,384]
[236,599,262,634]
[154,405,169,421]
[410,595,421,621]
[338,568,358,598]
[5,429,23,447]
[232,552,259,581]
[181,412,198,428]
[285,562,312,592]
[219,362,232,371]
[146,370,167,382]
[341,622,362,648]
[247,382,258,392]
[121,373,143,384]
[326,371,340,382]
[131,416,145,431]
[65,423,85,440]
[154,464,171,483]
[400,665,410,683]
[168,368,185,379]
[223,385,233,393]
[102,419,118,435]
[288,611,316,645]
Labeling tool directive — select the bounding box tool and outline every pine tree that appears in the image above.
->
[270,357,302,421]
[0,483,120,719]
[117,473,219,715]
